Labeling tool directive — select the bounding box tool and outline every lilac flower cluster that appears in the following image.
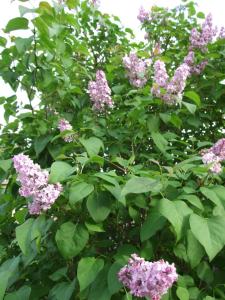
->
[123,53,151,88]
[118,254,178,300]
[137,6,150,23]
[201,138,225,174]
[88,70,113,111]
[190,14,217,52]
[58,119,73,143]
[13,154,62,215]
[218,27,225,39]
[184,51,208,75]
[91,0,100,7]
[152,60,190,104]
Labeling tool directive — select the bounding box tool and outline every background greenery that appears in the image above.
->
[0,0,225,299]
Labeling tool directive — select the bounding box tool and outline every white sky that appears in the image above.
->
[0,0,224,124]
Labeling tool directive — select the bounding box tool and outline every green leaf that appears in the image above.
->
[80,137,104,158]
[15,216,48,255]
[16,218,34,255]
[69,182,94,205]
[184,91,201,106]
[178,194,204,210]
[140,210,166,241]
[86,191,113,223]
[158,199,192,240]
[176,287,189,300]
[190,214,225,261]
[77,257,104,291]
[200,187,224,209]
[183,101,196,114]
[85,222,105,232]
[5,286,31,300]
[66,0,79,9]
[197,12,205,19]
[0,257,20,300]
[49,267,68,282]
[5,17,29,32]
[187,230,204,268]
[48,279,76,300]
[107,261,123,294]
[151,132,168,153]
[88,266,111,300]
[15,37,32,54]
[55,222,89,259]
[49,161,75,183]
[122,177,162,196]
[197,261,214,284]
[34,135,53,156]
[0,159,12,172]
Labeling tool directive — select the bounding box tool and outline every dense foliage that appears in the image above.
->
[0,0,225,299]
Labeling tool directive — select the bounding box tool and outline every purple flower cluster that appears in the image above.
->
[88,70,113,111]
[137,6,150,23]
[190,14,217,52]
[13,154,62,215]
[184,51,208,75]
[91,0,100,7]
[218,27,225,39]
[123,53,151,88]
[118,254,178,300]
[58,119,73,143]
[201,138,225,174]
[152,60,190,104]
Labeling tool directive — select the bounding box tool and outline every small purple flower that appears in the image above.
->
[190,14,217,52]
[118,254,178,300]
[151,60,190,104]
[123,53,149,88]
[201,138,225,174]
[137,6,149,23]
[88,70,113,111]
[13,154,62,215]
[218,27,225,39]
[58,119,73,143]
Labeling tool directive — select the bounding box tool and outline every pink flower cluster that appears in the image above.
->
[58,119,73,143]
[88,70,113,111]
[123,53,151,88]
[13,154,62,215]
[152,60,190,104]
[118,254,178,300]
[190,14,217,52]
[137,6,150,23]
[201,138,225,174]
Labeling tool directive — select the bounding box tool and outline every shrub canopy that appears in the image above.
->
[0,0,225,299]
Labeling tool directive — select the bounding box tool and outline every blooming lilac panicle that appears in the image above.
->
[184,51,208,75]
[88,70,113,111]
[190,13,217,52]
[191,60,208,75]
[118,254,178,300]
[219,27,225,39]
[211,138,225,160]
[184,51,195,66]
[152,60,168,88]
[166,63,190,96]
[91,0,100,7]
[152,61,189,104]
[13,154,62,215]
[58,119,73,143]
[123,53,149,88]
[137,6,149,23]
[201,138,225,174]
